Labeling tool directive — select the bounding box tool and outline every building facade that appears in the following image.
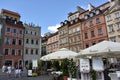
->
[105,0,120,42]
[47,32,59,54]
[24,23,41,66]
[81,7,109,49]
[58,7,85,52]
[58,21,69,49]
[68,18,82,52]
[0,9,25,67]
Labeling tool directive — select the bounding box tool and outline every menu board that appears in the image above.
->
[80,58,90,73]
[32,59,38,68]
[92,57,104,71]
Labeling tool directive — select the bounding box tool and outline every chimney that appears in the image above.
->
[88,3,95,11]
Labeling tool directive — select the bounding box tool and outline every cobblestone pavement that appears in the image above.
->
[0,75,54,80]
[0,69,54,80]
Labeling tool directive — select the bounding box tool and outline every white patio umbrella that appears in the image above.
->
[76,41,120,58]
[40,48,78,61]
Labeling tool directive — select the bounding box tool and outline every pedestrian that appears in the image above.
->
[2,64,6,72]
[104,68,111,80]
[14,66,19,78]
[77,65,81,80]
[6,64,12,78]
[18,65,22,77]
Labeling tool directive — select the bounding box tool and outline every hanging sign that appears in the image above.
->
[80,58,90,73]
[92,57,104,71]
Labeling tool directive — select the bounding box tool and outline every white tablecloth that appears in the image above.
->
[51,71,63,75]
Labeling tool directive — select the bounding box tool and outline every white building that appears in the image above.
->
[24,23,41,67]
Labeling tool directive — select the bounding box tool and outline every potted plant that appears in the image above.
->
[90,69,97,80]
[53,61,60,71]
[61,58,69,80]
[37,60,42,75]
[67,59,77,80]
[28,62,32,77]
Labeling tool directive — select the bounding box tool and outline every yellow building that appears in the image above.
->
[104,0,120,42]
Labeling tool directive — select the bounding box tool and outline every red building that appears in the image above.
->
[81,3,109,49]
[0,9,25,67]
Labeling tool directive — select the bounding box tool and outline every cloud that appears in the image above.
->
[48,24,60,32]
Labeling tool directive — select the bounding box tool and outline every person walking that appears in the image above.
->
[6,64,12,78]
[14,66,19,78]
[18,65,22,77]
[2,64,6,72]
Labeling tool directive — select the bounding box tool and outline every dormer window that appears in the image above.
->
[96,10,100,15]
[64,20,68,25]
[70,20,74,24]
[60,22,64,26]
[75,18,78,22]
[90,12,94,17]
[84,15,89,19]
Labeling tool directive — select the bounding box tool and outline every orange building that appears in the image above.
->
[47,32,59,54]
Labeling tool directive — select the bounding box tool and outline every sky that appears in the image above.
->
[0,0,108,36]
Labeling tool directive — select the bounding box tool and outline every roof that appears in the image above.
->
[1,9,21,17]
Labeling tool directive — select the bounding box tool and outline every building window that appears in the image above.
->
[90,20,93,26]
[77,36,80,41]
[86,44,89,48]
[31,39,34,44]
[18,49,22,56]
[96,18,100,23]
[31,49,33,55]
[109,25,114,32]
[96,10,100,15]
[36,40,38,45]
[90,13,94,17]
[69,39,72,43]
[26,49,28,54]
[35,32,36,35]
[84,22,87,28]
[110,37,116,42]
[84,32,88,39]
[12,49,15,55]
[26,39,29,44]
[115,12,120,19]
[26,31,28,34]
[19,40,22,45]
[117,23,120,30]
[91,30,95,37]
[6,27,10,32]
[84,15,89,19]
[13,29,16,33]
[98,28,103,35]
[36,49,38,55]
[107,15,112,21]
[92,42,96,45]
[5,49,9,55]
[12,39,16,45]
[19,30,22,34]
[5,37,10,44]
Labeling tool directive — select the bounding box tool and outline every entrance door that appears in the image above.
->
[5,60,12,66]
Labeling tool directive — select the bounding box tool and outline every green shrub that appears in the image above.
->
[68,59,77,78]
[32,73,38,77]
[61,58,69,76]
